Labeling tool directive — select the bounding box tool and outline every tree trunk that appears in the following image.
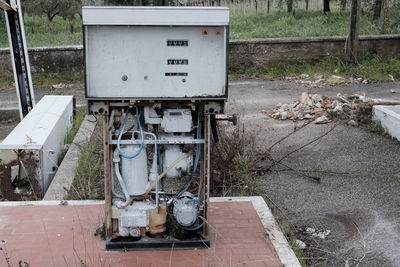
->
[267,0,271,13]
[324,0,330,14]
[305,0,309,10]
[340,0,347,10]
[347,0,361,64]
[287,0,293,13]
[373,0,383,20]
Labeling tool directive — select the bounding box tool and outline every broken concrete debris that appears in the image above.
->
[294,239,307,249]
[314,115,330,124]
[263,91,389,123]
[302,227,331,240]
[284,74,373,87]
[347,119,358,127]
[313,230,331,239]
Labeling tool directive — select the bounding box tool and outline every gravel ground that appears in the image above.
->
[227,79,400,266]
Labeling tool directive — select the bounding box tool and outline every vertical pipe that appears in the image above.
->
[103,112,112,238]
[206,114,211,207]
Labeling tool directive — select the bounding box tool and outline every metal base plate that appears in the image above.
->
[106,236,210,251]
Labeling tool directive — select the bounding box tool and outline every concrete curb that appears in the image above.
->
[43,115,97,200]
[0,108,20,121]
[373,105,400,141]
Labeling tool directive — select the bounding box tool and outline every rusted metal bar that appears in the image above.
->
[103,112,112,238]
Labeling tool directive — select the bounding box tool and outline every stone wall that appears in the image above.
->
[229,35,400,69]
[0,45,83,73]
[0,35,399,73]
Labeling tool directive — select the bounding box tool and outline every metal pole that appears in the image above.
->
[2,0,35,119]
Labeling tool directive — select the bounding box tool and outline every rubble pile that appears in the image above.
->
[263,91,369,124]
[285,74,373,88]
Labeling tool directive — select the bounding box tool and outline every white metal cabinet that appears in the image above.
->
[0,95,73,194]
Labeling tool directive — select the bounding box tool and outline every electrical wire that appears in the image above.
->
[176,107,203,198]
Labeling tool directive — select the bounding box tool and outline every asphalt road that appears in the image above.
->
[1,79,400,266]
[227,80,400,266]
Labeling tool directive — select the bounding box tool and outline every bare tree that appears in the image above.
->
[324,0,330,14]
[373,0,384,20]
[347,0,361,64]
[287,0,293,13]
[340,0,347,10]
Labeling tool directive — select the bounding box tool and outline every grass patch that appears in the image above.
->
[230,56,400,82]
[65,119,104,200]
[65,106,87,144]
[367,120,386,134]
[58,106,87,165]
[0,71,83,89]
[230,9,400,40]
[1,9,399,47]
[277,218,307,266]
[31,72,84,86]
[0,15,82,48]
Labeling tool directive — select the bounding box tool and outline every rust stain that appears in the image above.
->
[0,150,42,201]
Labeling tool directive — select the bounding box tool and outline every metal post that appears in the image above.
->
[2,0,35,119]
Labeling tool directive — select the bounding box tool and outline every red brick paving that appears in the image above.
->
[0,201,282,266]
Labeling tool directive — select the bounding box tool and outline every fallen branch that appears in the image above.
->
[275,123,337,165]
[267,119,313,152]
[276,161,321,182]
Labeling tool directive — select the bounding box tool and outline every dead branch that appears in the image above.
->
[274,123,337,166]
[276,161,321,182]
[267,119,313,152]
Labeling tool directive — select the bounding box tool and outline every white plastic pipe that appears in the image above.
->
[114,161,131,209]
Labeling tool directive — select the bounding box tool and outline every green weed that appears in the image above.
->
[367,120,386,134]
[58,106,87,165]
[65,106,87,145]
[230,56,400,81]
[276,218,307,266]
[65,119,104,200]
[0,72,83,89]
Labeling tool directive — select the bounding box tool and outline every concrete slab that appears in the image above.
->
[0,197,299,266]
[373,105,400,141]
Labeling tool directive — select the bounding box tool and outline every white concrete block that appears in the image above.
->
[373,105,400,141]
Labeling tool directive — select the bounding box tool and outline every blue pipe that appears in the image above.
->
[186,199,203,206]
[117,107,144,159]
[182,221,204,231]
